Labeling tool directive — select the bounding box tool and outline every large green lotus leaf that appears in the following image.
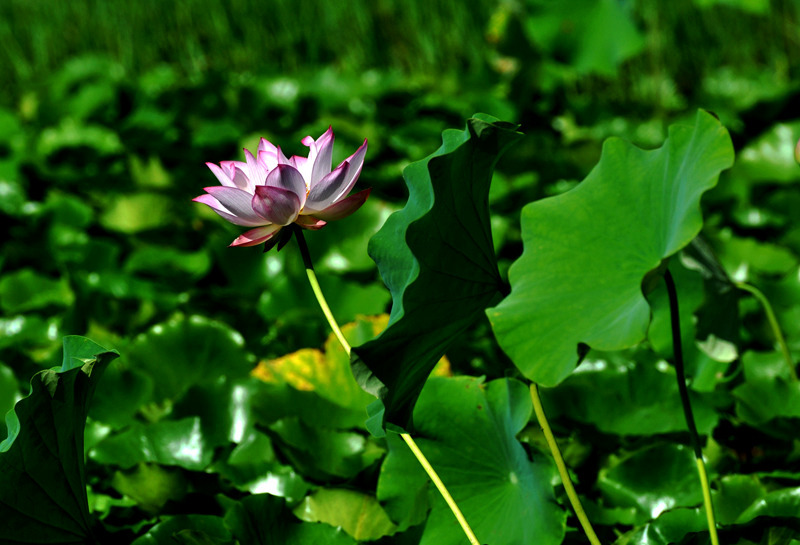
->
[294,488,398,541]
[222,493,356,545]
[540,349,718,436]
[0,336,118,544]
[90,416,213,471]
[377,376,565,545]
[126,315,253,403]
[490,110,735,386]
[351,115,523,432]
[597,443,703,525]
[733,351,800,425]
[131,515,233,545]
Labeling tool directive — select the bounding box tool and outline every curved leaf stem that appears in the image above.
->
[735,281,797,381]
[529,384,601,545]
[292,226,480,545]
[664,269,719,545]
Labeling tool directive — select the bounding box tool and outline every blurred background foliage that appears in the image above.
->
[3,0,800,543]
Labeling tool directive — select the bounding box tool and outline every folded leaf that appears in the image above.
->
[0,336,118,544]
[351,114,523,432]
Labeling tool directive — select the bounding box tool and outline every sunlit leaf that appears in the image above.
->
[490,110,735,386]
[99,193,174,234]
[352,115,523,432]
[211,429,309,500]
[90,417,213,471]
[597,443,703,525]
[294,488,398,541]
[253,316,380,416]
[734,121,800,183]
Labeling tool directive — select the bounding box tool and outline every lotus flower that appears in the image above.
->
[194,127,369,249]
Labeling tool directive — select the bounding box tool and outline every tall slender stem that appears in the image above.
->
[530,384,601,545]
[664,270,719,545]
[292,227,480,545]
[735,281,797,381]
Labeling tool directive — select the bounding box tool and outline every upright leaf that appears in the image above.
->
[489,110,734,386]
[0,336,118,544]
[351,114,523,432]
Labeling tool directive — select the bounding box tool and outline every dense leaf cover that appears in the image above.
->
[2,3,800,545]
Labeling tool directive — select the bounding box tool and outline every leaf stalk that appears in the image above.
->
[735,281,797,381]
[529,384,602,545]
[664,269,719,545]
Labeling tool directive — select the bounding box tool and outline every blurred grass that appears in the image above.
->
[0,0,494,102]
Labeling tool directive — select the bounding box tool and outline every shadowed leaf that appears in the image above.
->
[351,114,523,432]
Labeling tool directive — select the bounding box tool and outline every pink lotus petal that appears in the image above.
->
[309,126,335,184]
[203,186,269,222]
[258,137,278,154]
[313,188,371,221]
[252,185,302,226]
[193,194,267,227]
[275,146,291,167]
[334,139,368,201]
[244,148,267,186]
[230,224,282,247]
[258,137,285,171]
[220,160,252,191]
[265,164,307,208]
[206,162,236,188]
[304,161,350,213]
[295,215,327,230]
[289,155,311,183]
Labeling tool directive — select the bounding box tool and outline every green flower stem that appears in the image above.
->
[292,227,480,545]
[735,281,797,382]
[529,384,601,545]
[664,270,719,545]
